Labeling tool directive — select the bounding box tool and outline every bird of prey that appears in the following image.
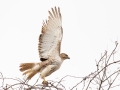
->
[19,7,70,84]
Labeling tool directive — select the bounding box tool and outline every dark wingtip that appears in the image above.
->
[40,58,47,61]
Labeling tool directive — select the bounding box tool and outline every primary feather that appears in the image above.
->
[38,7,63,60]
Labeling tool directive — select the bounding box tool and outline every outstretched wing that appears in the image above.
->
[38,7,63,61]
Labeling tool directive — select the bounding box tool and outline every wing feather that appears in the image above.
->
[38,7,63,61]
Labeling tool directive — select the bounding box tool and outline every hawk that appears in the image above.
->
[19,7,70,84]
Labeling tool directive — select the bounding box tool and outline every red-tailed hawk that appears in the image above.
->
[19,7,70,84]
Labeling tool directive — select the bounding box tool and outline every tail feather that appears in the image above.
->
[23,69,38,80]
[19,63,41,79]
[20,63,35,72]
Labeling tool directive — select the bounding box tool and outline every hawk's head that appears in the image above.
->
[60,53,70,60]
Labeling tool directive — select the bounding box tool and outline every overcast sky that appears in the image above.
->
[0,0,120,89]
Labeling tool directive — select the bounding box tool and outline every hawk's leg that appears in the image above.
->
[42,77,48,85]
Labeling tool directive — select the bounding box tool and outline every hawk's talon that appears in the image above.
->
[42,80,48,85]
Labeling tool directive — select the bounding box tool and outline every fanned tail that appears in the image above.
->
[19,63,40,79]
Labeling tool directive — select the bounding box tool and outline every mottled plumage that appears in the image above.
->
[19,7,70,84]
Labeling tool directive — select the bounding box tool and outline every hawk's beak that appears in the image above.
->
[67,57,70,59]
